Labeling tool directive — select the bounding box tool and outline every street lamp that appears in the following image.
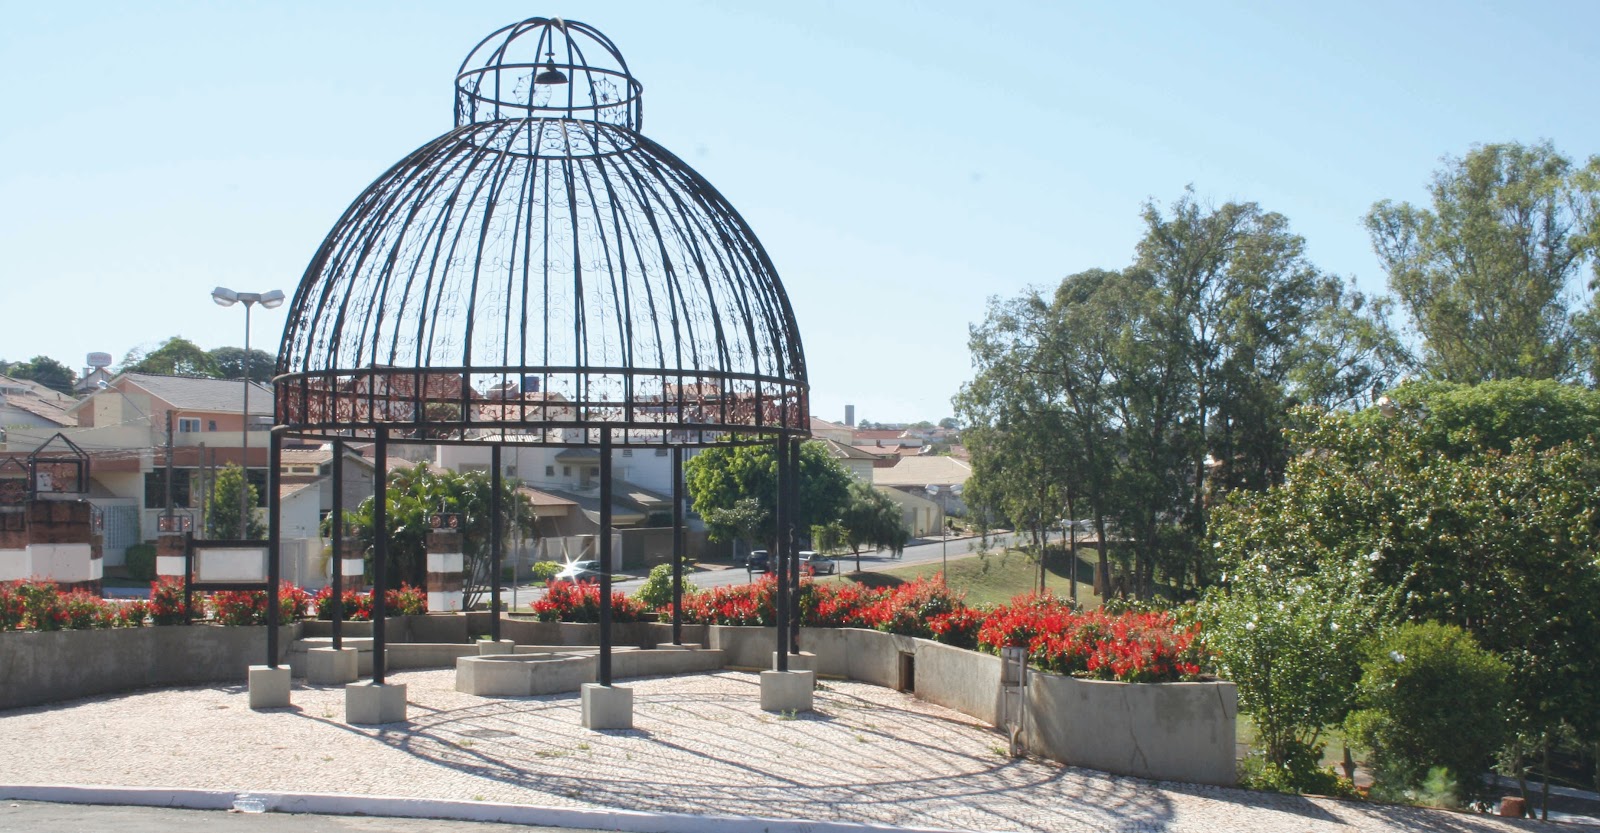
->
[211,287,285,536]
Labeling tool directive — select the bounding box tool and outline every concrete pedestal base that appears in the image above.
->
[305,647,358,685]
[477,639,516,655]
[760,670,815,712]
[345,682,407,725]
[655,642,704,650]
[772,651,816,672]
[580,683,634,729]
[247,665,291,709]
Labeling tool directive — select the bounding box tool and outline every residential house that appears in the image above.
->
[1,372,275,565]
[0,375,75,432]
[872,454,971,528]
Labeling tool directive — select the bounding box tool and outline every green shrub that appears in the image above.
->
[125,543,157,582]
[633,561,694,611]
[1238,739,1358,797]
[527,561,562,583]
[1345,621,1510,803]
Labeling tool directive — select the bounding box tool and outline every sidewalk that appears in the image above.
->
[0,668,1542,833]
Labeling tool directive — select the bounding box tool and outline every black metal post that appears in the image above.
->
[330,437,344,650]
[490,444,503,640]
[789,437,802,653]
[671,446,684,645]
[182,531,194,626]
[372,429,388,685]
[774,436,789,671]
[599,428,613,686]
[266,429,282,668]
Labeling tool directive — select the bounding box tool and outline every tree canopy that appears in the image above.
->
[684,441,852,547]
[958,191,1400,596]
[208,346,276,383]
[1367,140,1600,383]
[1,355,77,394]
[121,337,220,377]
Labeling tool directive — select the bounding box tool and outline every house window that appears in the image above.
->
[505,465,517,477]
[177,418,201,433]
[562,466,571,477]
[208,420,217,431]
[621,448,633,457]
[655,449,668,457]
[545,465,555,477]
[143,470,193,508]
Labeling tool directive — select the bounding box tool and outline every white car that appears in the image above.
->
[798,551,836,575]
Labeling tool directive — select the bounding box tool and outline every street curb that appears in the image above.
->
[0,784,986,833]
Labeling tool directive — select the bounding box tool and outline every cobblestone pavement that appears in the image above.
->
[0,670,1540,833]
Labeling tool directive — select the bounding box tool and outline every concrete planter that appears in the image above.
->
[694,624,1236,786]
[0,622,302,711]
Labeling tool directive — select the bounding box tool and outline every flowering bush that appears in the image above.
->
[117,599,149,628]
[384,583,427,616]
[0,581,26,631]
[209,590,264,626]
[977,595,1206,683]
[20,581,67,631]
[148,577,193,625]
[857,576,965,638]
[671,575,776,626]
[800,580,883,629]
[314,586,372,620]
[533,580,646,623]
[62,590,114,629]
[926,607,985,650]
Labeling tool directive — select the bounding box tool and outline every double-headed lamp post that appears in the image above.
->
[211,287,285,536]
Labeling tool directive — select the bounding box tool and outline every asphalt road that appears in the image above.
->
[495,531,1021,605]
[0,801,589,833]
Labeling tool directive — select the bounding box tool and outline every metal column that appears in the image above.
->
[599,428,614,686]
[266,429,282,668]
[774,436,789,670]
[671,446,684,645]
[372,429,388,684]
[330,437,344,650]
[491,444,503,640]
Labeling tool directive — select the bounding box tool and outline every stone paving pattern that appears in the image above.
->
[0,670,1540,833]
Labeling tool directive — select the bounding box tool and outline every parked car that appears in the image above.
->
[745,549,770,572]
[798,551,836,575]
[552,560,606,583]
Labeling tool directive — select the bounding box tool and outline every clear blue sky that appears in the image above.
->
[3,1,1596,423]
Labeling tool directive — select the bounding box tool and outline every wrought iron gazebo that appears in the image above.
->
[270,16,812,702]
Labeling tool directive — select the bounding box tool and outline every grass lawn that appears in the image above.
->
[827,546,1107,609]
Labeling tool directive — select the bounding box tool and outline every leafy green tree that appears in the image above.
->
[1367,141,1600,383]
[700,496,767,554]
[633,561,695,610]
[3,355,77,394]
[1354,377,1600,455]
[684,441,852,548]
[1346,622,1511,804]
[122,337,220,377]
[836,480,909,571]
[343,463,536,607]
[204,464,266,539]
[1210,404,1600,798]
[208,346,276,383]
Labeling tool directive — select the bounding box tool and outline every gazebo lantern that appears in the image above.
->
[273,17,812,724]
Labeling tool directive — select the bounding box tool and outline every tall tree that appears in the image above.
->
[684,441,852,548]
[836,480,910,572]
[122,337,221,377]
[1367,141,1600,383]
[208,346,276,383]
[3,355,77,394]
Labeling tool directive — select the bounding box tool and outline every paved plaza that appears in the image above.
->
[0,670,1540,833]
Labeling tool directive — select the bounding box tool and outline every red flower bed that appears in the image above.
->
[532,580,647,623]
[311,584,426,620]
[668,575,778,626]
[977,594,1205,683]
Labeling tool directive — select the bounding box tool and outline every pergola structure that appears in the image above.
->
[267,16,812,714]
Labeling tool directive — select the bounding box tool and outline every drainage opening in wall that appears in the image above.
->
[897,651,915,692]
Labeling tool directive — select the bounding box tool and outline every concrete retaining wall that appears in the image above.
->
[0,623,300,711]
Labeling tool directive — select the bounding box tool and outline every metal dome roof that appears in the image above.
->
[275,17,808,447]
